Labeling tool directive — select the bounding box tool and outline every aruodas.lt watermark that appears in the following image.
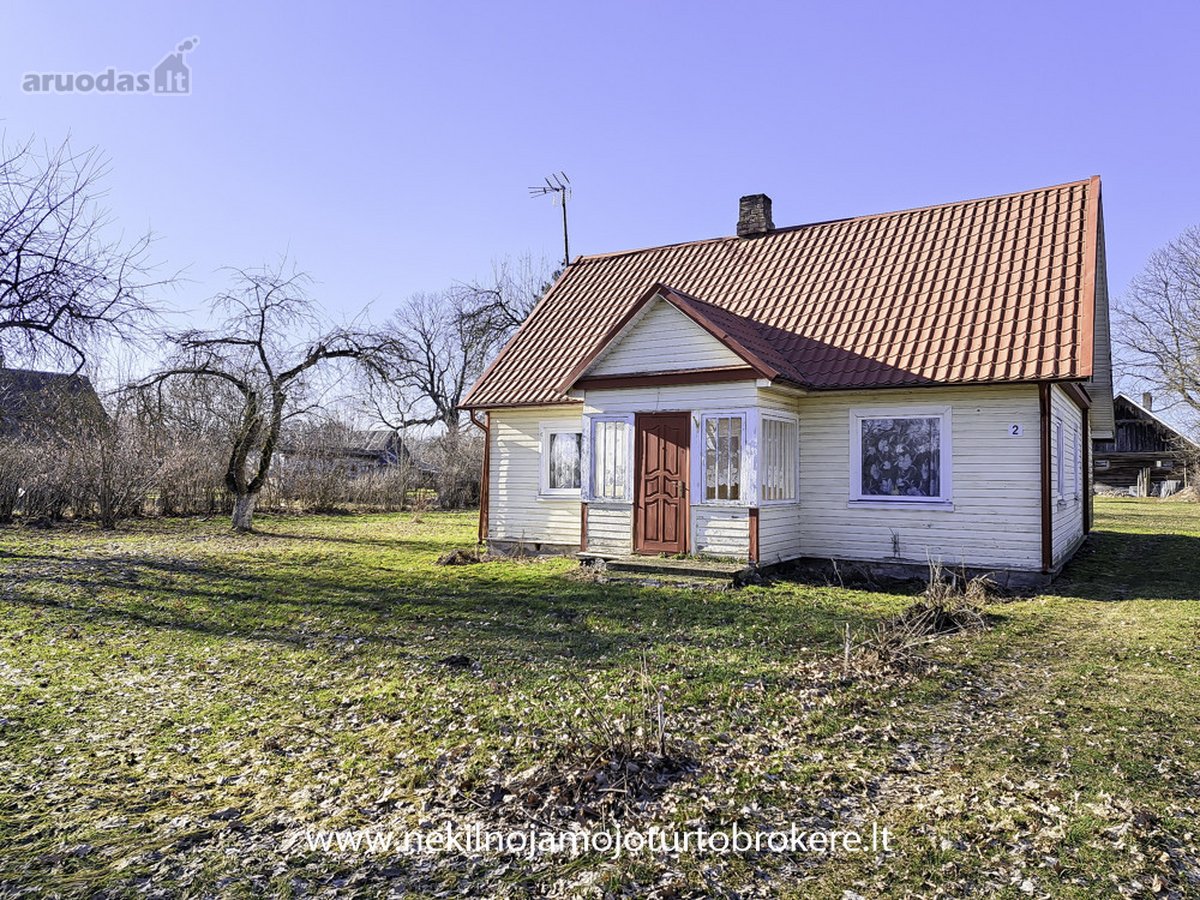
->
[296,822,894,860]
[22,38,198,96]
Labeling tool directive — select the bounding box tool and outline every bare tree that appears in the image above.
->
[0,137,162,369]
[139,264,381,531]
[1117,226,1200,415]
[367,257,554,435]
[452,254,556,343]
[369,291,489,434]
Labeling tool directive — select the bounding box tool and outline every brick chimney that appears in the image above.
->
[737,194,774,238]
[1143,392,1154,411]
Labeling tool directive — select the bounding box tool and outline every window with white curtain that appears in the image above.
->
[703,414,744,502]
[761,415,798,502]
[591,418,629,501]
[541,426,582,495]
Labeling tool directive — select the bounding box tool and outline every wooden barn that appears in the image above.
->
[1093,394,1197,496]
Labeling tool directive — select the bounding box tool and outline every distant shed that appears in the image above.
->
[0,367,106,439]
[1092,393,1197,496]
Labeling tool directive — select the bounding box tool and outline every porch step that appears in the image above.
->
[579,552,747,581]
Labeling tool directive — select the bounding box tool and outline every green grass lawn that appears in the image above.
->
[1,499,1198,898]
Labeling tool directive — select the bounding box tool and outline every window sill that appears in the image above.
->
[586,499,632,507]
[538,491,581,501]
[847,498,954,511]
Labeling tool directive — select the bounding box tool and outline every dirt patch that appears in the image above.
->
[435,547,494,565]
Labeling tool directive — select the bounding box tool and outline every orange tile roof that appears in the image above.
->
[462,177,1102,409]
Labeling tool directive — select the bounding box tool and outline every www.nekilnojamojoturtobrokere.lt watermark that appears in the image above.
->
[22,38,198,96]
[292,822,895,860]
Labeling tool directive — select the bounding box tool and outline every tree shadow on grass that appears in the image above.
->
[1046,529,1200,602]
[249,528,443,552]
[0,544,868,675]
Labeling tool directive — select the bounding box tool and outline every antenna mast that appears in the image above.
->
[528,172,571,268]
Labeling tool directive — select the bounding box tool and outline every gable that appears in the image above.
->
[587,296,748,377]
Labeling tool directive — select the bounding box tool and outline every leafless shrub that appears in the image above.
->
[343,465,412,511]
[269,417,416,513]
[66,414,162,529]
[851,561,991,674]
[479,655,693,825]
[423,430,482,509]
[0,439,35,523]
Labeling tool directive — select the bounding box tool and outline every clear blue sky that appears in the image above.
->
[4,1,1199,345]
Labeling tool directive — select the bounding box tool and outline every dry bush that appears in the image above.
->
[421,430,482,509]
[271,420,417,513]
[154,436,229,515]
[344,465,413,511]
[852,561,992,674]
[66,418,162,528]
[477,656,694,825]
[0,439,36,523]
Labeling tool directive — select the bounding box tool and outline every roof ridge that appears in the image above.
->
[0,366,86,379]
[572,177,1098,266]
[1115,393,1200,447]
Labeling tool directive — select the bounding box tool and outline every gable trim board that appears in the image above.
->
[576,366,759,390]
[1078,175,1101,384]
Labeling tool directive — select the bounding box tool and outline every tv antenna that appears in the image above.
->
[529,172,572,268]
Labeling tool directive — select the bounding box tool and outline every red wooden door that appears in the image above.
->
[634,413,690,554]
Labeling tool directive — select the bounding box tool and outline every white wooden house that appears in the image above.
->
[462,180,1114,581]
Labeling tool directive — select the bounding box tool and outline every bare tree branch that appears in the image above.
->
[1116,226,1200,421]
[0,135,168,370]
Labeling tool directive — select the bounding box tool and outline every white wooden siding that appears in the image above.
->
[694,508,749,558]
[587,504,632,554]
[794,385,1044,571]
[588,299,745,376]
[758,505,803,565]
[584,381,760,415]
[488,405,582,548]
[1050,385,1086,566]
